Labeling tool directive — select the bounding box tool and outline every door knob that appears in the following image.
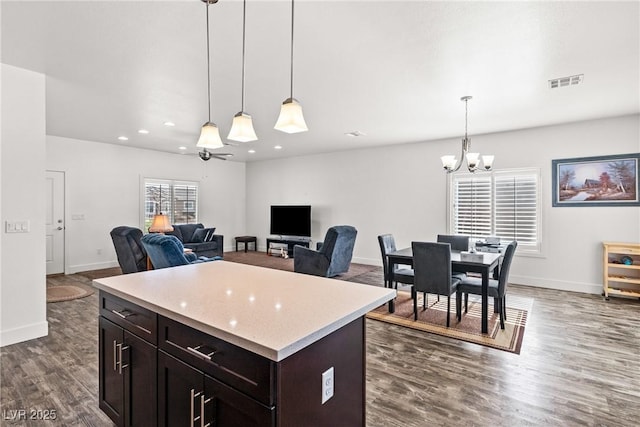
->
[57,227,63,231]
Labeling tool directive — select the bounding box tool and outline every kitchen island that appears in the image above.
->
[93,260,395,427]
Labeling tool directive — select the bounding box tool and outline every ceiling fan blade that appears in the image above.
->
[212,153,234,161]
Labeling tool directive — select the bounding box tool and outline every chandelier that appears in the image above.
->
[441,96,494,173]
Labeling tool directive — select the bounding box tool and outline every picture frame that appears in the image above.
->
[552,153,640,207]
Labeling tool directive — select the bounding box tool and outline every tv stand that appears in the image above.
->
[267,236,311,258]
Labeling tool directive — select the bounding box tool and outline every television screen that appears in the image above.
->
[270,205,311,237]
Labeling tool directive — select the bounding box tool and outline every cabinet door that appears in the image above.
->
[158,351,204,427]
[99,317,124,427]
[204,375,275,427]
[123,331,157,427]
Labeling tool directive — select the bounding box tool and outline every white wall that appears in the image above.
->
[247,114,640,294]
[46,136,246,273]
[1,64,48,346]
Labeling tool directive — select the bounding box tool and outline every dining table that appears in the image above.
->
[386,248,502,334]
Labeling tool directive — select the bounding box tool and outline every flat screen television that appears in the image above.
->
[270,205,311,237]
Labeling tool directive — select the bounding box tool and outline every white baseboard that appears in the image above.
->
[68,260,119,274]
[503,274,602,295]
[0,321,48,347]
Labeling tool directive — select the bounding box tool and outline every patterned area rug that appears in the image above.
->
[47,285,94,303]
[367,290,530,354]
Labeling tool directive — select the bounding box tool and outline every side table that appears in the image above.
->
[235,236,257,252]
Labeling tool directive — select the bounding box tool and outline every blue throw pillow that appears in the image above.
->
[192,227,216,243]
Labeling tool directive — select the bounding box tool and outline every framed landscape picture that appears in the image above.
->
[552,153,640,207]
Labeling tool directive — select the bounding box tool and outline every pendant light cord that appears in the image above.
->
[205,1,212,122]
[289,0,295,98]
[241,0,247,112]
[464,97,468,140]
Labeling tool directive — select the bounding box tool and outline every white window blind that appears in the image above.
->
[450,168,541,254]
[143,179,199,231]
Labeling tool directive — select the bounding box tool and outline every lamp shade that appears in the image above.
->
[148,214,174,233]
[482,155,495,170]
[274,98,308,133]
[196,122,224,149]
[466,152,480,170]
[228,112,258,142]
[441,155,457,170]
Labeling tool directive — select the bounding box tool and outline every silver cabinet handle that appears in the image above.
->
[111,309,133,319]
[113,340,118,371]
[187,345,217,361]
[201,395,212,427]
[190,389,203,427]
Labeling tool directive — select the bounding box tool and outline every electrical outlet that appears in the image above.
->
[321,367,334,404]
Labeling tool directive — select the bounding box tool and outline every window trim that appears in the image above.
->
[446,167,542,256]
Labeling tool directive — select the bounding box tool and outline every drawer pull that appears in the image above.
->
[187,345,217,361]
[111,309,133,319]
[200,395,212,427]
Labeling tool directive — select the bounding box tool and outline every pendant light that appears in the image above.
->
[441,96,494,173]
[228,0,258,142]
[196,0,224,151]
[274,0,308,133]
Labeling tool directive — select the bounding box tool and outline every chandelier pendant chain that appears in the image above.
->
[289,0,295,98]
[241,0,247,112]
[205,1,212,122]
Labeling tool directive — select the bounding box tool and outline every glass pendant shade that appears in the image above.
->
[482,155,495,170]
[466,152,480,170]
[228,112,258,142]
[196,122,224,149]
[274,98,308,133]
[148,214,174,233]
[441,155,457,171]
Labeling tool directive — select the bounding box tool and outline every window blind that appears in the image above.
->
[143,179,199,230]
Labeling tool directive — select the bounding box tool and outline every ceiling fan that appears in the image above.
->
[198,149,234,161]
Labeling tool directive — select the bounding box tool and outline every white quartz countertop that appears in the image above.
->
[93,261,395,362]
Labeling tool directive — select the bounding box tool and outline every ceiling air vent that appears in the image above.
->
[549,74,584,89]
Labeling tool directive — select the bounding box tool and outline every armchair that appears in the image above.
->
[141,234,218,270]
[110,226,147,274]
[167,223,223,258]
[293,225,357,277]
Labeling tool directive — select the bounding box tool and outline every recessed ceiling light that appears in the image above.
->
[117,136,128,141]
[345,130,366,137]
[178,146,187,150]
[163,121,175,127]
[138,129,149,134]
[248,149,256,154]
[274,145,282,150]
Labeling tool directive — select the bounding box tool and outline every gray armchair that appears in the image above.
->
[110,226,147,274]
[293,226,357,277]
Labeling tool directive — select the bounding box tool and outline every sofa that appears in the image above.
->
[166,223,223,258]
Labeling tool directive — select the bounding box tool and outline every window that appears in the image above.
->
[142,179,199,231]
[449,168,541,254]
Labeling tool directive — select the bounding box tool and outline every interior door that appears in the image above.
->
[46,170,65,274]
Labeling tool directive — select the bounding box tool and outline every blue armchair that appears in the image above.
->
[293,225,357,277]
[141,234,219,270]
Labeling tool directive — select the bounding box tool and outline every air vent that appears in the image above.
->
[345,130,366,137]
[549,74,583,89]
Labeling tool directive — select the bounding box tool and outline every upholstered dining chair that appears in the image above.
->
[377,234,414,290]
[412,241,462,326]
[141,233,218,270]
[456,241,518,330]
[294,225,357,277]
[110,226,147,274]
[437,234,470,280]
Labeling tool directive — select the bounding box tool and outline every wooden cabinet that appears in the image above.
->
[99,291,367,426]
[98,318,157,427]
[603,242,640,300]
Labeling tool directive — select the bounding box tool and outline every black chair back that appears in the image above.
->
[437,234,470,252]
[412,241,454,296]
[497,241,518,296]
[377,234,397,281]
[110,226,147,274]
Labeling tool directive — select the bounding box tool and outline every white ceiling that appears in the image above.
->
[2,0,639,162]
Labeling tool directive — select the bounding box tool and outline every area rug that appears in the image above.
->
[46,285,94,303]
[366,291,530,354]
[223,250,378,281]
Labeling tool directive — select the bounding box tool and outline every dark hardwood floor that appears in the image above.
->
[1,266,639,426]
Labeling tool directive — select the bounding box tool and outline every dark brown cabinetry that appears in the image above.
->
[99,291,366,427]
[98,303,157,426]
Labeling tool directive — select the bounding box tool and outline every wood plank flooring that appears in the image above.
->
[1,266,639,426]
